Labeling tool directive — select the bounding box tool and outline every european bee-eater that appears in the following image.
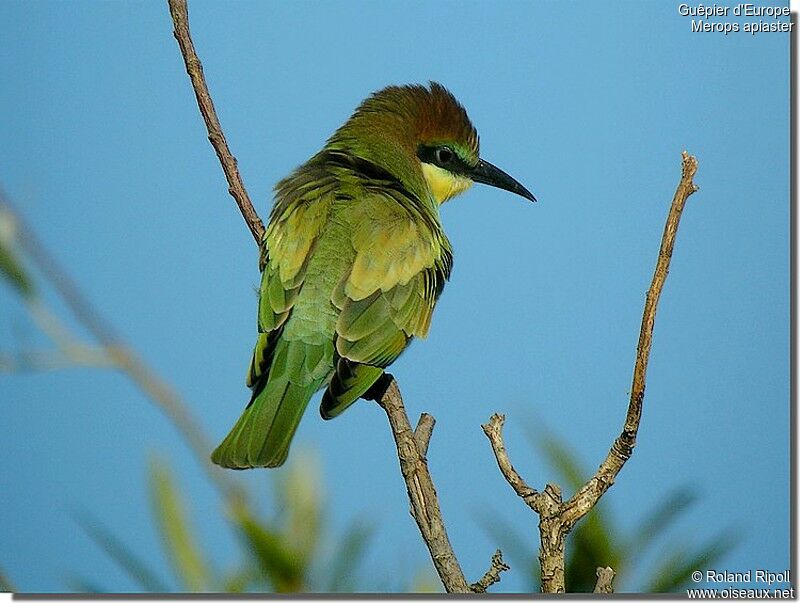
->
[212,82,535,469]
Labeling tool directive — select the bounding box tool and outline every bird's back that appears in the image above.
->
[212,150,451,468]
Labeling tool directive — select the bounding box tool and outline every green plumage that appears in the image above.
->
[211,82,533,469]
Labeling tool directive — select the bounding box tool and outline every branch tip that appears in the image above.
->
[680,151,699,194]
[481,412,505,437]
[593,566,616,593]
[413,413,436,457]
[482,411,539,506]
[470,550,511,593]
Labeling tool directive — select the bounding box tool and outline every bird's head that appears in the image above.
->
[326,82,536,205]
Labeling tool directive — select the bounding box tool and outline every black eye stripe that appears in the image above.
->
[416,144,471,175]
[416,145,439,164]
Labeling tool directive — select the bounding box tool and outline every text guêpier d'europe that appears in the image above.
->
[678,3,794,34]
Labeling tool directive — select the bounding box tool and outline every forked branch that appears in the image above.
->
[377,379,471,592]
[483,152,699,593]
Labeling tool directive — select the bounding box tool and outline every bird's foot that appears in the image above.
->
[362,372,394,402]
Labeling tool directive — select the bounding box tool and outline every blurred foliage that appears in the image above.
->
[70,434,734,594]
[0,567,15,593]
[149,459,211,591]
[1,200,738,594]
[0,201,388,594]
[478,428,739,593]
[71,451,381,593]
[0,207,34,298]
[73,511,170,592]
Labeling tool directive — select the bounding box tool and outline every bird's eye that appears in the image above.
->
[435,147,454,165]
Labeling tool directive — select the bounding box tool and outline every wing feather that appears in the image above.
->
[248,177,332,389]
[333,192,452,369]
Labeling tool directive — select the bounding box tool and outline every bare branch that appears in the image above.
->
[561,151,699,528]
[482,415,567,591]
[482,152,700,593]
[470,550,510,593]
[167,0,265,245]
[593,567,616,593]
[413,413,435,457]
[482,413,539,507]
[377,378,471,593]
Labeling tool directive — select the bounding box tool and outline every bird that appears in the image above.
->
[211,82,535,469]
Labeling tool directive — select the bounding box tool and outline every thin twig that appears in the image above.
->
[1,298,117,371]
[167,0,265,245]
[470,550,510,593]
[482,413,539,505]
[593,566,616,593]
[482,152,700,593]
[560,151,699,527]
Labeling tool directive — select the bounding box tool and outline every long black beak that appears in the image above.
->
[470,159,537,202]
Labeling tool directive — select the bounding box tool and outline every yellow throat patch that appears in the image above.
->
[421,162,473,204]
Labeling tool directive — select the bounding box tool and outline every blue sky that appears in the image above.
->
[0,0,790,594]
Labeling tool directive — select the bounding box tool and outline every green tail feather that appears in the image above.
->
[211,340,328,469]
[319,358,383,420]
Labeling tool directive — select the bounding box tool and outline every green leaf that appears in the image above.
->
[645,530,740,593]
[624,485,698,557]
[231,506,303,593]
[535,430,590,493]
[565,497,619,592]
[409,568,443,593]
[274,451,322,566]
[65,576,107,593]
[0,235,33,298]
[220,567,259,593]
[74,510,169,592]
[326,520,374,592]
[566,521,618,592]
[148,457,210,592]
